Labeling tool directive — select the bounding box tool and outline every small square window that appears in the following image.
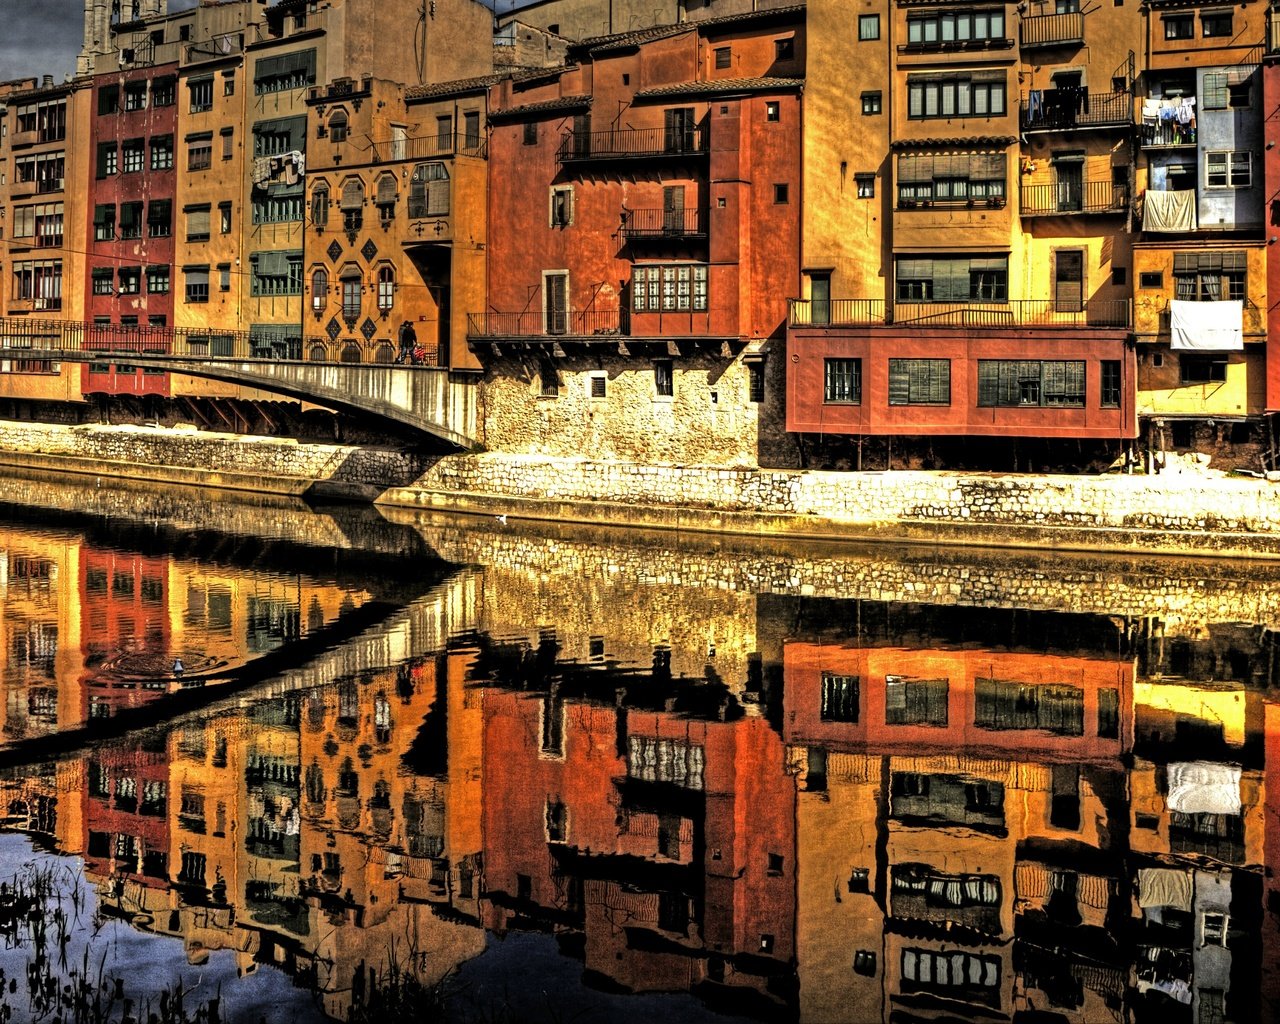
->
[759,934,774,953]
[773,183,789,204]
[1152,353,1164,369]
[1164,14,1194,39]
[859,14,880,40]
[1112,266,1127,286]
[767,853,784,876]
[853,951,877,976]
[861,91,882,115]
[714,46,731,69]
[590,375,606,399]
[1112,75,1127,92]
[1228,82,1250,107]
[1202,11,1233,36]
[1201,911,1229,946]
[774,38,794,61]
[654,359,673,398]
[765,101,780,122]
[523,121,537,146]
[1139,271,1163,289]
[855,174,875,199]
[848,868,870,893]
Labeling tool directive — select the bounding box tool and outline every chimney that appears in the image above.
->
[42,75,53,88]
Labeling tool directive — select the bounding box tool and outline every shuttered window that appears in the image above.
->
[977,360,1086,407]
[408,163,449,218]
[185,205,210,241]
[888,359,951,405]
[1054,249,1084,312]
[885,676,949,726]
[376,174,397,206]
[896,255,1007,302]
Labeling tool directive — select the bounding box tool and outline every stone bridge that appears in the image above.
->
[0,318,479,447]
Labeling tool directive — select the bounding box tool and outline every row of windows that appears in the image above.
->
[819,672,1116,738]
[311,164,451,229]
[822,358,1123,409]
[98,78,175,115]
[11,260,62,308]
[309,266,397,317]
[91,266,171,295]
[14,99,67,142]
[93,200,173,241]
[95,136,173,177]
[11,203,63,247]
[181,266,233,303]
[1163,10,1234,39]
[14,152,65,192]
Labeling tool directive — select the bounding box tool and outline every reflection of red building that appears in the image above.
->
[79,548,171,720]
[83,63,177,398]
[83,745,170,889]
[784,643,1134,761]
[1264,700,1280,1021]
[481,687,796,1014]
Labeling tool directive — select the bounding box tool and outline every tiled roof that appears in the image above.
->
[633,76,803,99]
[571,24,692,55]
[890,136,1017,149]
[406,74,505,102]
[489,94,592,121]
[695,4,807,30]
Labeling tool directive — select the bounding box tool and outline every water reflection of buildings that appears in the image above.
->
[0,582,1277,1023]
[0,521,373,736]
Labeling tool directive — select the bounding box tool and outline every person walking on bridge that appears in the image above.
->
[397,320,417,364]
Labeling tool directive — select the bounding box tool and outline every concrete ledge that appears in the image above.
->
[0,449,316,496]
[375,484,1280,560]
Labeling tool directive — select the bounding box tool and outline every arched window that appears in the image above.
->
[408,162,450,217]
[340,264,361,320]
[340,178,364,231]
[328,109,348,143]
[308,342,328,361]
[377,265,395,311]
[373,341,395,363]
[310,267,328,311]
[310,183,329,229]
[340,341,362,363]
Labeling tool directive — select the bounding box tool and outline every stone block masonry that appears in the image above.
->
[384,453,1280,558]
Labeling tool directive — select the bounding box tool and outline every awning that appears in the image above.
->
[1169,300,1243,351]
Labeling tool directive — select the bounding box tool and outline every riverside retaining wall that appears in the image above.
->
[2,420,1279,556]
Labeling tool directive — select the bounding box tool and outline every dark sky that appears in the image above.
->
[0,0,200,83]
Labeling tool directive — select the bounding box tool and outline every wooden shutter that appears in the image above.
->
[888,360,910,405]
[1054,250,1084,312]
[546,274,567,335]
[340,180,363,211]
[427,179,449,216]
[376,175,397,205]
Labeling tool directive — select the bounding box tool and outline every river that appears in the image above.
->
[0,475,1273,1023]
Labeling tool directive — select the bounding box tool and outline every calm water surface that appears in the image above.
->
[0,481,1274,1023]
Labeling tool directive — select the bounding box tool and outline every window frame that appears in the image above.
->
[888,358,951,406]
[823,357,862,404]
[859,14,880,40]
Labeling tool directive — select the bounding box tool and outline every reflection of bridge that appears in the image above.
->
[0,318,478,447]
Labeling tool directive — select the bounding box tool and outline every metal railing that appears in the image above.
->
[1019,12,1084,48]
[1021,89,1132,131]
[468,306,731,339]
[620,208,707,239]
[788,298,1132,328]
[394,132,487,162]
[557,126,708,164]
[0,317,436,366]
[468,309,622,338]
[1140,121,1196,147]
[1020,181,1128,216]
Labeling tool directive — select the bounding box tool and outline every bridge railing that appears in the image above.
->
[0,317,439,367]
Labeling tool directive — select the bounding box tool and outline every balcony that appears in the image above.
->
[396,132,486,161]
[1019,12,1084,49]
[620,207,707,241]
[468,306,732,343]
[1140,121,1195,148]
[1020,181,1128,217]
[788,298,1131,329]
[1021,89,1132,132]
[556,126,707,166]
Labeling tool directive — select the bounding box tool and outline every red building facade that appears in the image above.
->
[84,63,178,399]
[479,11,802,348]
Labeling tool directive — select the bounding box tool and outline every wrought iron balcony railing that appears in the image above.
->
[1020,180,1128,216]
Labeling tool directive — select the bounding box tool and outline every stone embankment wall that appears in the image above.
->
[3,419,1280,556]
[405,512,1280,636]
[387,453,1280,557]
[0,420,427,498]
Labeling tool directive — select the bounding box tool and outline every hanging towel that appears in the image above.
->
[1028,89,1042,119]
[1142,189,1197,232]
[1168,760,1243,811]
[1138,868,1192,910]
[1142,98,1162,119]
[1169,301,1244,352]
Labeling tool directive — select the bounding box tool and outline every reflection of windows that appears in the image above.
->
[885,676,949,726]
[627,735,706,790]
[974,679,1084,734]
[545,798,568,842]
[1098,687,1120,737]
[901,948,1001,1007]
[540,695,564,757]
[1201,911,1228,946]
[820,673,859,722]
